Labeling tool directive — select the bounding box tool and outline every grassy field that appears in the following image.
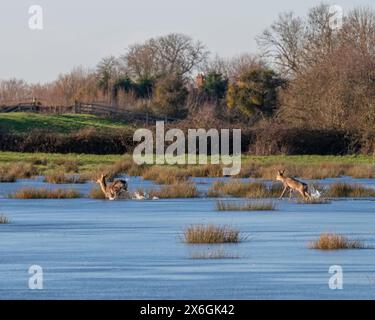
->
[0,151,123,172]
[242,154,375,165]
[0,152,375,181]
[0,152,373,174]
[0,112,133,133]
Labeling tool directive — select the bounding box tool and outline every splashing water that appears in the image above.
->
[309,186,321,199]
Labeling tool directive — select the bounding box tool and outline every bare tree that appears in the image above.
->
[257,12,305,75]
[123,33,208,79]
[258,5,375,75]
[123,42,159,79]
[0,79,31,103]
[340,7,375,55]
[203,53,265,81]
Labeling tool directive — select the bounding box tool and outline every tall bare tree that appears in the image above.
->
[257,12,305,75]
[123,33,208,79]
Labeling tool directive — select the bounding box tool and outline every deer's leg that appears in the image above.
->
[304,186,312,200]
[299,190,307,200]
[279,186,288,199]
[289,188,293,199]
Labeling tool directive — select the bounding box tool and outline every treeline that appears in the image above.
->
[0,4,374,155]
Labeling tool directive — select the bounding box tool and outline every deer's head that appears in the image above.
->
[276,170,285,181]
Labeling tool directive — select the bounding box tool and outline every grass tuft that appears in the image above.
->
[215,200,276,211]
[208,180,282,198]
[10,188,81,199]
[149,182,198,198]
[183,225,242,244]
[309,233,365,250]
[44,171,90,184]
[326,183,375,198]
[89,187,106,199]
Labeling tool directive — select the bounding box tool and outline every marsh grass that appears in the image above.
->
[0,169,16,182]
[184,164,223,177]
[216,200,276,211]
[89,186,106,199]
[309,233,365,250]
[0,214,10,224]
[53,159,79,173]
[10,188,81,199]
[0,162,38,181]
[107,159,145,177]
[188,248,240,259]
[326,183,375,197]
[239,161,375,179]
[149,182,198,198]
[183,225,242,244]
[142,166,189,184]
[208,181,282,198]
[44,171,91,184]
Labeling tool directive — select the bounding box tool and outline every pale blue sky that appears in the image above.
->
[0,0,373,83]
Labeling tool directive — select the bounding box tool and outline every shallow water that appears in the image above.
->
[0,177,374,299]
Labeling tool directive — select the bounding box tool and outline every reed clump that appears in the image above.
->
[309,233,365,250]
[183,225,242,244]
[10,188,81,199]
[208,180,282,198]
[326,183,375,198]
[149,182,198,198]
[44,171,90,184]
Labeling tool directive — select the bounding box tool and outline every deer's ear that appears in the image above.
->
[281,170,285,174]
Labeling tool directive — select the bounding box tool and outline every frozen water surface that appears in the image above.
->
[0,177,374,299]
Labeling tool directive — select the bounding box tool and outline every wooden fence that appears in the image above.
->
[0,100,179,124]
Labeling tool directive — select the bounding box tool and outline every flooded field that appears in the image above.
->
[0,177,374,299]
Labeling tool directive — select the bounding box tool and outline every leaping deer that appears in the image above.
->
[276,170,311,200]
[96,174,128,200]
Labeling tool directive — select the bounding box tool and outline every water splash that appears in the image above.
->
[309,186,321,199]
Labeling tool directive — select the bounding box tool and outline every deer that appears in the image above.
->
[96,174,128,200]
[276,170,311,200]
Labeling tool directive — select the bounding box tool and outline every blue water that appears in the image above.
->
[0,177,374,299]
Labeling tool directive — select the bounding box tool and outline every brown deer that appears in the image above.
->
[96,174,127,200]
[276,170,311,200]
